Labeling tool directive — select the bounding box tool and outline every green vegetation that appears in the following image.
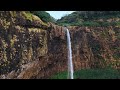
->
[57,11,120,26]
[51,68,120,79]
[113,53,120,60]
[51,71,68,79]
[22,11,33,21]
[30,11,56,23]
[116,31,120,39]
[57,21,100,27]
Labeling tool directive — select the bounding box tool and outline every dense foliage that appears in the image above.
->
[30,11,56,23]
[57,11,120,26]
[51,68,120,79]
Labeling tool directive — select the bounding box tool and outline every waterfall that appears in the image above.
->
[66,28,74,79]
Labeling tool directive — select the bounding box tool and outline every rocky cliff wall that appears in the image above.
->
[0,11,49,79]
[69,26,120,70]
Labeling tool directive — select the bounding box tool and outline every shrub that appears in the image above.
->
[57,11,120,26]
[30,11,56,23]
[50,68,120,79]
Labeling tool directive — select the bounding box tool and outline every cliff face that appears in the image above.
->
[68,26,120,70]
[0,11,120,79]
[0,11,67,79]
[48,25,120,72]
[0,11,49,79]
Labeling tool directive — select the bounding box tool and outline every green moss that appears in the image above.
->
[10,11,17,17]
[22,11,33,21]
[116,31,120,36]
[100,30,109,38]
[0,18,11,29]
[10,35,17,47]
[113,54,120,60]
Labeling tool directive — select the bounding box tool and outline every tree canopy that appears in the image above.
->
[30,11,56,23]
[57,11,120,26]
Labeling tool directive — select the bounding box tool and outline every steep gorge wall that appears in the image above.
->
[46,25,120,77]
[0,11,68,79]
[0,11,49,79]
[48,25,120,73]
[69,26,120,70]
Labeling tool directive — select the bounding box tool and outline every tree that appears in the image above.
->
[30,11,56,23]
[57,11,120,26]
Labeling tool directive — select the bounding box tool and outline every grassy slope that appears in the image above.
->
[50,68,120,79]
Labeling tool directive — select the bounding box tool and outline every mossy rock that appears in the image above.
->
[10,11,17,17]
[22,11,33,21]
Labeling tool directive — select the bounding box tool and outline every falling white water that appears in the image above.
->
[66,28,74,79]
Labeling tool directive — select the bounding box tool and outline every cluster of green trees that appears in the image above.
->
[29,11,120,26]
[30,11,56,23]
[57,11,120,26]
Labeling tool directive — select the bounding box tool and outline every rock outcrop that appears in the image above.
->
[0,11,49,79]
[69,26,120,70]
[0,11,120,79]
